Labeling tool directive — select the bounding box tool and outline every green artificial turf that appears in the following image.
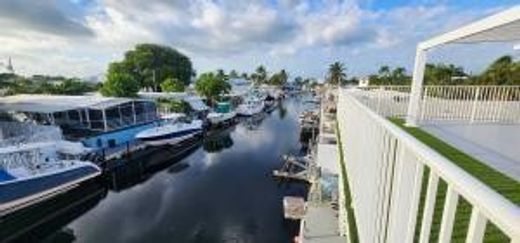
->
[389,118,518,242]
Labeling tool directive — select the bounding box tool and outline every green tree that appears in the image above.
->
[160,77,185,92]
[108,43,193,92]
[195,72,231,105]
[328,62,346,85]
[101,65,140,97]
[251,65,267,85]
[216,69,228,81]
[229,70,239,79]
[268,69,289,86]
[424,63,466,85]
[479,55,519,85]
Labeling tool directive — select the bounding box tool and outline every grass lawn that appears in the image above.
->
[389,118,519,243]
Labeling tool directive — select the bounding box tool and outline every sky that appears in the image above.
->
[0,0,518,81]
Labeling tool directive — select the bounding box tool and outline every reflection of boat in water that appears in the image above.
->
[0,180,107,242]
[107,139,201,191]
[168,163,190,174]
[203,129,234,153]
[136,114,203,147]
[0,141,101,216]
[237,113,266,130]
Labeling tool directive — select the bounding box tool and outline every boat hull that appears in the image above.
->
[0,162,101,215]
[207,111,236,125]
[139,129,202,146]
[236,104,264,116]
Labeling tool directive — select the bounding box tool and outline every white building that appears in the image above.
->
[358,77,370,87]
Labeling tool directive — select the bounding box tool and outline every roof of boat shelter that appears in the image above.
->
[0,94,136,113]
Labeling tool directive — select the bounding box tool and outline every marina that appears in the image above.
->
[0,96,312,242]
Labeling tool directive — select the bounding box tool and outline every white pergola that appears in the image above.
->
[406,5,520,126]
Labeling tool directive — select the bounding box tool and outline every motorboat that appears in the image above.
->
[236,92,265,116]
[0,141,101,215]
[135,113,203,146]
[207,102,236,126]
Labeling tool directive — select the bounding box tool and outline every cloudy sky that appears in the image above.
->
[0,0,518,80]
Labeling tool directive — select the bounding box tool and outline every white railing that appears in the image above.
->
[337,89,520,243]
[353,85,520,124]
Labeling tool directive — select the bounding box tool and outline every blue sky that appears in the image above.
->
[0,0,518,81]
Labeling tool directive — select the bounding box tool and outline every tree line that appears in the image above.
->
[0,73,98,95]
[367,55,520,86]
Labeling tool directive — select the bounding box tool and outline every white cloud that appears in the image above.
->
[0,0,516,79]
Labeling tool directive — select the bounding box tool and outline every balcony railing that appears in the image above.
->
[337,89,519,243]
[354,85,520,124]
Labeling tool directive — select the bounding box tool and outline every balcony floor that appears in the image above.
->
[422,123,520,181]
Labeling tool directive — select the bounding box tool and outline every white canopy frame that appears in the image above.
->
[406,5,520,126]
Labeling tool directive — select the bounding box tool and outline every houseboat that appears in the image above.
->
[0,94,160,160]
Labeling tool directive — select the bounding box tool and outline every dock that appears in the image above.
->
[272,155,312,182]
[283,196,306,220]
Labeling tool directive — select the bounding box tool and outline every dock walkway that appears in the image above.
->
[301,203,346,243]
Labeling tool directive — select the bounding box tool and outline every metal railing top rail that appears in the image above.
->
[360,85,520,88]
[342,89,520,239]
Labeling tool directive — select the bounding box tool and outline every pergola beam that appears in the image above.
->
[405,5,520,127]
[420,6,520,50]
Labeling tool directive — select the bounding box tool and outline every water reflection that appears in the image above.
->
[277,102,288,119]
[107,141,202,192]
[203,127,234,153]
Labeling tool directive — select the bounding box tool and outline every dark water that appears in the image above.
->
[1,98,312,243]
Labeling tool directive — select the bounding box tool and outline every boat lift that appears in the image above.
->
[273,154,318,183]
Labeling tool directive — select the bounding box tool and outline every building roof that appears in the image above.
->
[0,94,134,113]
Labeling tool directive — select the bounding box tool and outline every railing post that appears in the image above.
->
[419,171,439,243]
[470,86,480,124]
[465,208,487,243]
[438,185,459,243]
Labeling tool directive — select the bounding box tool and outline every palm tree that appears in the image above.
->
[328,62,346,86]
[253,65,267,85]
[391,67,407,85]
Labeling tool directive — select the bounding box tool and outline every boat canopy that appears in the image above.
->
[216,102,231,113]
[0,94,157,132]
[184,97,208,112]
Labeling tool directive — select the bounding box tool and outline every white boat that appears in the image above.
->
[0,141,101,215]
[207,102,236,125]
[236,92,265,116]
[135,114,203,146]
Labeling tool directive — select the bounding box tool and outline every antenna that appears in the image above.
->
[6,56,14,73]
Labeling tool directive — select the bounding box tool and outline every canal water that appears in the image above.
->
[1,98,312,243]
